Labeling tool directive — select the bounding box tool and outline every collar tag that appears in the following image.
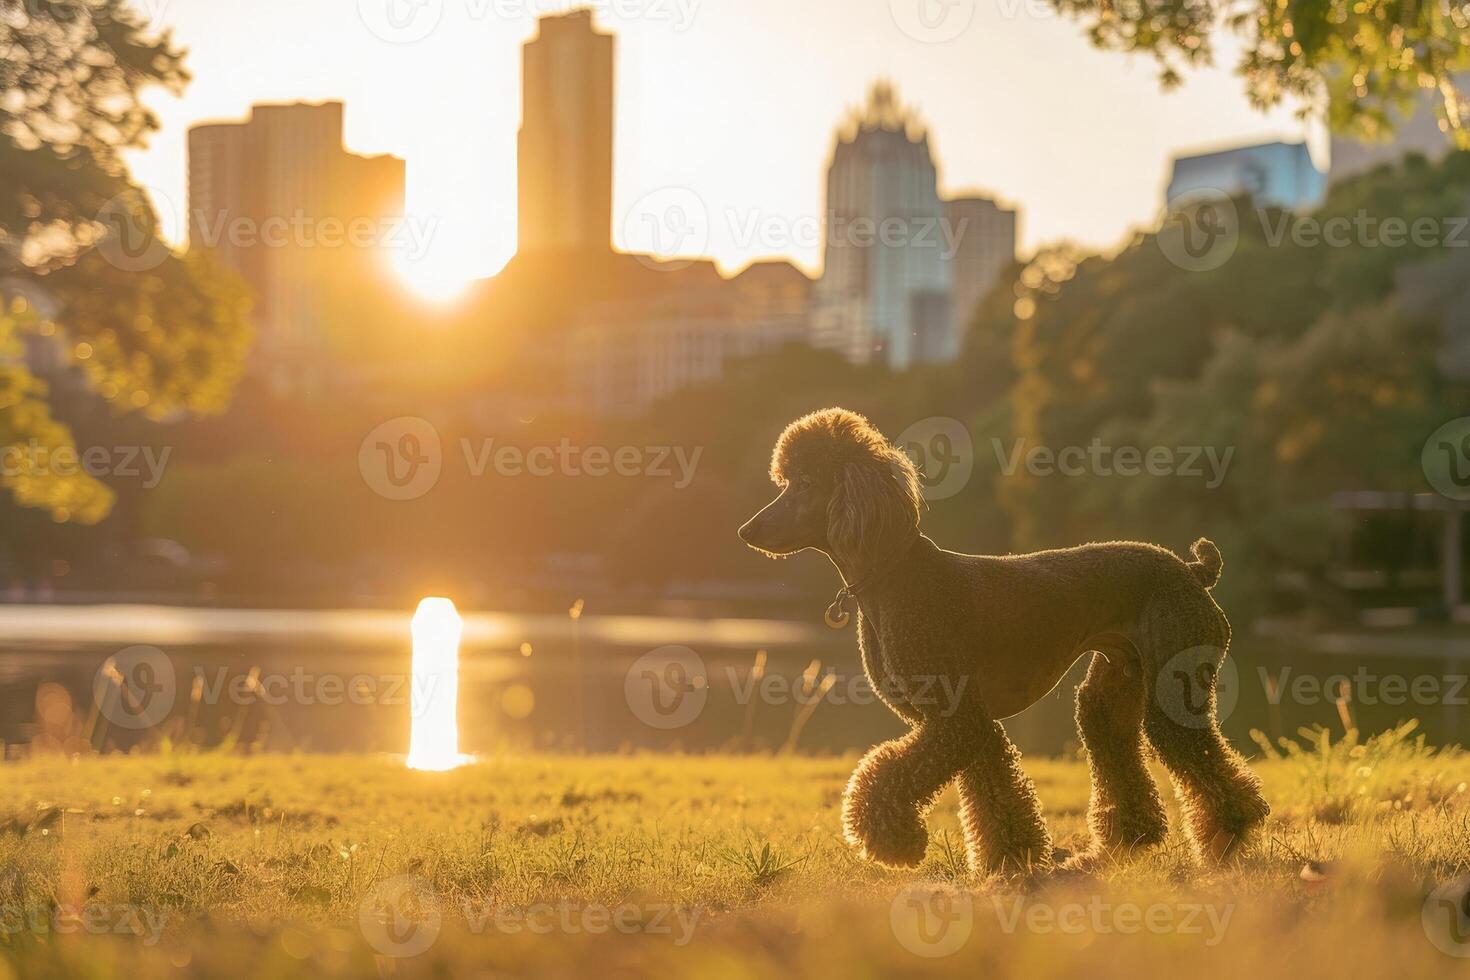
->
[824,587,855,630]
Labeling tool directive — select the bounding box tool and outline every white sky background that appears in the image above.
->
[124,0,1326,286]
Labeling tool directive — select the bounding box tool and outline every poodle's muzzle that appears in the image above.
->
[738,487,806,556]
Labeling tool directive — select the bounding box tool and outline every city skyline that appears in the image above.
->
[123,0,1322,296]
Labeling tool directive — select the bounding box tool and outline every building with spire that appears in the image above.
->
[813,82,953,369]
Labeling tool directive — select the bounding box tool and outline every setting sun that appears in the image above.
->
[391,249,473,305]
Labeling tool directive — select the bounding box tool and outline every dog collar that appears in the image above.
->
[824,532,921,629]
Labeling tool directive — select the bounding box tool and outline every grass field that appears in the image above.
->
[2,724,1470,977]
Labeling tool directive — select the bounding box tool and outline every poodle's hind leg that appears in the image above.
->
[954,720,1053,877]
[1144,620,1269,864]
[1067,647,1168,871]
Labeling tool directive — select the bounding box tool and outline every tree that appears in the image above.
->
[1051,0,1470,144]
[0,0,250,524]
[988,150,1470,615]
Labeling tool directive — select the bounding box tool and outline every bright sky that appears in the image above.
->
[125,0,1325,292]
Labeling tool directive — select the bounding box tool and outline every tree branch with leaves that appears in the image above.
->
[1051,0,1470,144]
[0,0,250,524]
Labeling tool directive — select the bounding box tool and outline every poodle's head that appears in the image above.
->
[738,408,921,567]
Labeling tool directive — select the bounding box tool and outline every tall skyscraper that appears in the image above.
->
[813,82,953,369]
[188,101,405,381]
[518,10,615,255]
[946,195,1017,337]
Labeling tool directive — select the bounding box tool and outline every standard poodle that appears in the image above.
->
[738,408,1268,876]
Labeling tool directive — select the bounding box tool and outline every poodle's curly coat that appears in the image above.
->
[738,408,1268,876]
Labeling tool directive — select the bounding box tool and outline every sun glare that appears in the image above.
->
[406,597,471,771]
[392,251,472,305]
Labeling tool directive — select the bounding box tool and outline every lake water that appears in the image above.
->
[1,606,1466,759]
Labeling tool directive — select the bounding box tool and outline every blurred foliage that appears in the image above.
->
[1051,0,1470,145]
[991,149,1470,614]
[0,0,251,524]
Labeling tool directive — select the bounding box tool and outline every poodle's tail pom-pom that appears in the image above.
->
[1188,538,1223,589]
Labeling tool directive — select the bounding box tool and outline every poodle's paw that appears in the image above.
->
[1063,813,1166,876]
[1088,803,1168,855]
[843,796,929,868]
[858,819,929,868]
[1188,793,1269,864]
[970,840,1054,880]
[1057,845,1109,877]
[1197,822,1262,865]
[1049,848,1093,881]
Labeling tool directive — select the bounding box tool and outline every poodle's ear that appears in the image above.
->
[826,446,921,570]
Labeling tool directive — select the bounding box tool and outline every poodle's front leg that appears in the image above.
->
[954,723,1053,876]
[841,719,972,868]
